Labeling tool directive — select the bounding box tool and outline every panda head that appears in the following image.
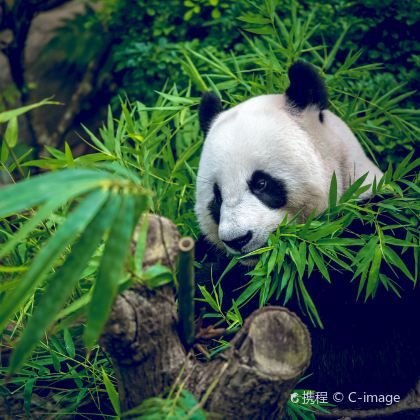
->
[195,62,370,260]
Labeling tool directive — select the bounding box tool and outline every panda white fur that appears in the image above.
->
[194,62,419,412]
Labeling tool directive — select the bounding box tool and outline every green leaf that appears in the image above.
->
[304,223,341,241]
[0,189,109,333]
[241,246,273,257]
[266,247,278,275]
[23,377,35,418]
[236,279,263,306]
[366,246,382,299]
[4,116,18,148]
[0,185,102,259]
[243,26,274,35]
[260,273,272,306]
[383,235,417,247]
[63,328,75,358]
[277,263,292,298]
[393,152,418,180]
[50,350,61,372]
[182,390,206,419]
[383,246,414,282]
[143,264,173,288]
[198,284,220,312]
[237,15,271,24]
[289,242,306,280]
[339,172,369,203]
[82,124,112,155]
[284,270,296,304]
[156,91,196,105]
[8,191,114,373]
[1,139,9,163]
[84,194,136,348]
[0,168,112,218]
[64,142,74,165]
[298,276,323,328]
[102,368,121,416]
[328,172,337,210]
[324,23,349,70]
[0,99,59,123]
[308,245,330,282]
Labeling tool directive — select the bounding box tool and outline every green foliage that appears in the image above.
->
[125,390,206,419]
[0,168,150,373]
[0,331,116,416]
[287,0,420,97]
[0,100,59,178]
[108,0,250,103]
[43,0,419,114]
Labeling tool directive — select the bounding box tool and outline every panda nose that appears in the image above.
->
[222,231,253,252]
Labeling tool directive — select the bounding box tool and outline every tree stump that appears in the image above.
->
[100,215,312,419]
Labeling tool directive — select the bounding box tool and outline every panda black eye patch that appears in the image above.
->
[208,183,222,224]
[248,170,287,209]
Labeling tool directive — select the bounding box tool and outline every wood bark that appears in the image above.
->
[101,215,312,419]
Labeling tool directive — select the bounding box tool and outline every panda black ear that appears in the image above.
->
[199,92,222,135]
[285,61,328,112]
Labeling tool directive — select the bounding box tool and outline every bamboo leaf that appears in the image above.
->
[308,245,330,282]
[63,328,75,358]
[289,242,306,280]
[0,189,108,333]
[284,270,296,304]
[243,26,274,35]
[237,15,271,24]
[236,279,263,307]
[102,368,121,416]
[0,169,112,218]
[142,264,173,288]
[8,191,114,373]
[198,284,219,311]
[4,116,18,148]
[383,246,414,282]
[0,185,103,259]
[23,377,35,418]
[298,276,323,328]
[365,246,382,300]
[0,99,59,123]
[1,139,9,163]
[329,172,337,210]
[84,194,136,348]
[339,172,369,203]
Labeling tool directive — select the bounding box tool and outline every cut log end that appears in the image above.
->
[179,236,194,252]
[246,307,312,379]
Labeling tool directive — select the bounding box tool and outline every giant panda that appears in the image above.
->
[194,61,420,414]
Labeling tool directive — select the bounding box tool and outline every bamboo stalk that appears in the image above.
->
[177,236,195,347]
